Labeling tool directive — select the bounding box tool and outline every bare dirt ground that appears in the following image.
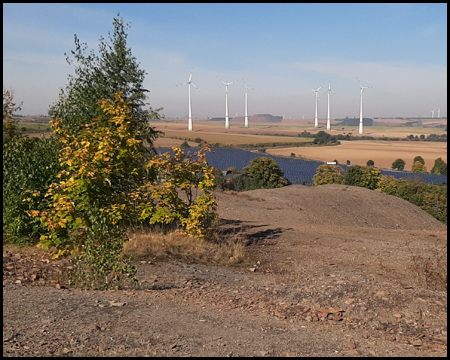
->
[3,184,447,357]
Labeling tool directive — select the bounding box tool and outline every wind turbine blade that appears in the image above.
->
[191,82,199,90]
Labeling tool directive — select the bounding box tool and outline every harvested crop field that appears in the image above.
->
[266,140,447,170]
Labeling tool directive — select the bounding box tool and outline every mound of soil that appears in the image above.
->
[3,185,447,357]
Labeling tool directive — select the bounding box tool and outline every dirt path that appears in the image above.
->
[3,185,447,357]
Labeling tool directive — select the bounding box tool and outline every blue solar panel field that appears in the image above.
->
[156,148,447,186]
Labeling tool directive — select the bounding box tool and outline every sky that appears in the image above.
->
[3,3,447,120]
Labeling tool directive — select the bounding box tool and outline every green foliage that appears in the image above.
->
[366,159,375,167]
[391,158,406,171]
[3,88,61,244]
[344,165,382,190]
[36,93,217,250]
[32,93,217,288]
[313,164,345,186]
[413,156,425,165]
[430,157,447,175]
[68,208,137,290]
[180,140,191,148]
[49,15,162,155]
[411,161,427,173]
[241,157,290,189]
[377,176,447,224]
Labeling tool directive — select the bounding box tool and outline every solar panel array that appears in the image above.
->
[156,148,447,186]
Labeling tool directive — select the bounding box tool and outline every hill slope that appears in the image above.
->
[3,184,447,357]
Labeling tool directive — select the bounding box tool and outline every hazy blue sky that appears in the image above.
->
[3,3,447,119]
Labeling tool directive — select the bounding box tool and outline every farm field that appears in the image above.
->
[17,117,447,172]
[154,117,447,139]
[153,119,446,171]
[266,140,447,170]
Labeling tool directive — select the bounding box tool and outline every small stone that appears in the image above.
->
[374,291,385,297]
[409,339,422,346]
[393,312,403,318]
[345,298,355,304]
[344,341,356,349]
[341,349,360,356]
[249,268,257,272]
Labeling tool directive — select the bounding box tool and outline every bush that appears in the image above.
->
[313,164,345,186]
[377,176,446,224]
[392,158,406,171]
[413,156,425,165]
[3,88,61,244]
[411,161,427,173]
[242,157,290,189]
[344,165,381,190]
[430,157,447,175]
[366,159,375,167]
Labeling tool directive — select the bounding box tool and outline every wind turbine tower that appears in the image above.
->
[437,108,440,118]
[322,80,333,131]
[219,78,237,129]
[178,68,199,131]
[243,78,255,128]
[431,109,435,118]
[358,79,371,135]
[310,85,323,128]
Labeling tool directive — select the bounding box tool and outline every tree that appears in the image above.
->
[49,15,162,157]
[313,164,345,186]
[34,93,217,287]
[411,161,427,173]
[430,157,447,175]
[241,157,289,189]
[3,88,61,244]
[366,159,375,167]
[344,165,381,190]
[413,156,425,165]
[392,158,406,171]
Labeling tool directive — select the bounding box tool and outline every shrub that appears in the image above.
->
[241,157,290,189]
[366,159,375,167]
[413,156,425,165]
[377,176,446,224]
[344,165,382,190]
[3,88,61,244]
[32,93,217,288]
[392,158,406,171]
[430,157,447,175]
[313,164,345,186]
[180,140,191,148]
[411,161,427,173]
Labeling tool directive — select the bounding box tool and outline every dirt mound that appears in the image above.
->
[3,184,447,357]
[216,184,446,231]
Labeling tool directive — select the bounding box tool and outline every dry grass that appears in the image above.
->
[123,223,253,266]
[406,237,447,291]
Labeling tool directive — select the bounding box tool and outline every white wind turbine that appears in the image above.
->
[358,79,371,135]
[242,78,255,128]
[322,80,334,131]
[219,78,237,129]
[310,84,323,128]
[178,68,199,131]
[431,109,435,118]
[437,108,441,118]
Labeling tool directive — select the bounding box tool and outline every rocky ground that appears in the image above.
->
[3,184,447,357]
